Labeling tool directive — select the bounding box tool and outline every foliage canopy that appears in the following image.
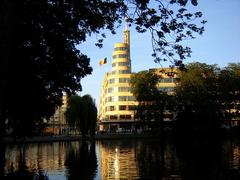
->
[175,62,240,135]
[130,62,240,136]
[66,94,97,137]
[130,70,173,132]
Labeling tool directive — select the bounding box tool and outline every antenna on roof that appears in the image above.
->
[124,17,129,31]
[124,17,130,45]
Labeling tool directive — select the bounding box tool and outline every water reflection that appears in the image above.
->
[176,139,223,180]
[0,141,97,180]
[65,141,97,180]
[98,140,182,179]
[3,143,65,173]
[0,139,240,179]
[98,140,139,179]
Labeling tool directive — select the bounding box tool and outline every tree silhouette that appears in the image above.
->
[175,62,223,136]
[66,94,97,138]
[65,141,97,180]
[218,63,240,128]
[65,95,82,134]
[130,70,171,132]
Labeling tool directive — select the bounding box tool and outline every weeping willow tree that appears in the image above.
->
[66,94,97,138]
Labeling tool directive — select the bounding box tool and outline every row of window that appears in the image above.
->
[114,47,129,51]
[104,113,173,121]
[112,54,129,59]
[119,96,135,101]
[111,69,131,74]
[106,105,135,111]
[108,78,177,84]
[106,114,132,120]
[108,78,131,84]
[105,96,136,103]
[158,87,175,92]
[106,87,131,93]
[160,78,178,83]
[112,62,130,67]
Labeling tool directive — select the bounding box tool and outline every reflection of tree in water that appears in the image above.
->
[0,145,48,180]
[65,141,97,180]
[135,139,181,179]
[99,139,182,179]
[0,145,6,179]
[175,138,230,180]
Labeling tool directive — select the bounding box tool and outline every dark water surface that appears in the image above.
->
[1,138,240,180]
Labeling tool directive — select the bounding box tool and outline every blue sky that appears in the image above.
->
[78,0,240,107]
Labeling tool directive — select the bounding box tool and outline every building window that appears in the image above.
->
[160,78,172,83]
[160,78,178,83]
[118,96,136,101]
[107,87,114,93]
[119,78,130,83]
[118,70,130,74]
[119,115,131,120]
[111,71,116,75]
[118,62,130,66]
[128,105,135,110]
[107,96,116,102]
[114,47,129,51]
[118,87,131,92]
[119,105,127,110]
[107,106,115,111]
[110,115,118,120]
[112,62,130,67]
[110,106,115,111]
[108,78,115,84]
[113,54,129,59]
[118,96,127,101]
[158,87,174,92]
[128,96,136,101]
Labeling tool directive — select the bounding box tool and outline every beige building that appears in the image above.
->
[99,26,137,132]
[44,95,69,135]
[98,28,178,132]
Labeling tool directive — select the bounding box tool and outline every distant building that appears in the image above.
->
[98,27,178,132]
[44,95,69,135]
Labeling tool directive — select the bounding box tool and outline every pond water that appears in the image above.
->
[0,138,240,180]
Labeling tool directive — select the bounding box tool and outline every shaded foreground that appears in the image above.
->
[1,138,240,180]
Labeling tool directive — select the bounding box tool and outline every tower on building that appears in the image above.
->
[98,24,178,133]
[98,26,137,132]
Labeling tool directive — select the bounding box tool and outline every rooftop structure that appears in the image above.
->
[98,26,137,132]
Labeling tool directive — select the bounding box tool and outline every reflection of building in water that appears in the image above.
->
[231,143,240,169]
[98,142,139,180]
[97,141,183,180]
[4,142,69,173]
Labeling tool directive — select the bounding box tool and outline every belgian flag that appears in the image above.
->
[99,57,107,66]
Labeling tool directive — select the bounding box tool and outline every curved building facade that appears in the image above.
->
[98,28,178,132]
[99,28,137,132]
